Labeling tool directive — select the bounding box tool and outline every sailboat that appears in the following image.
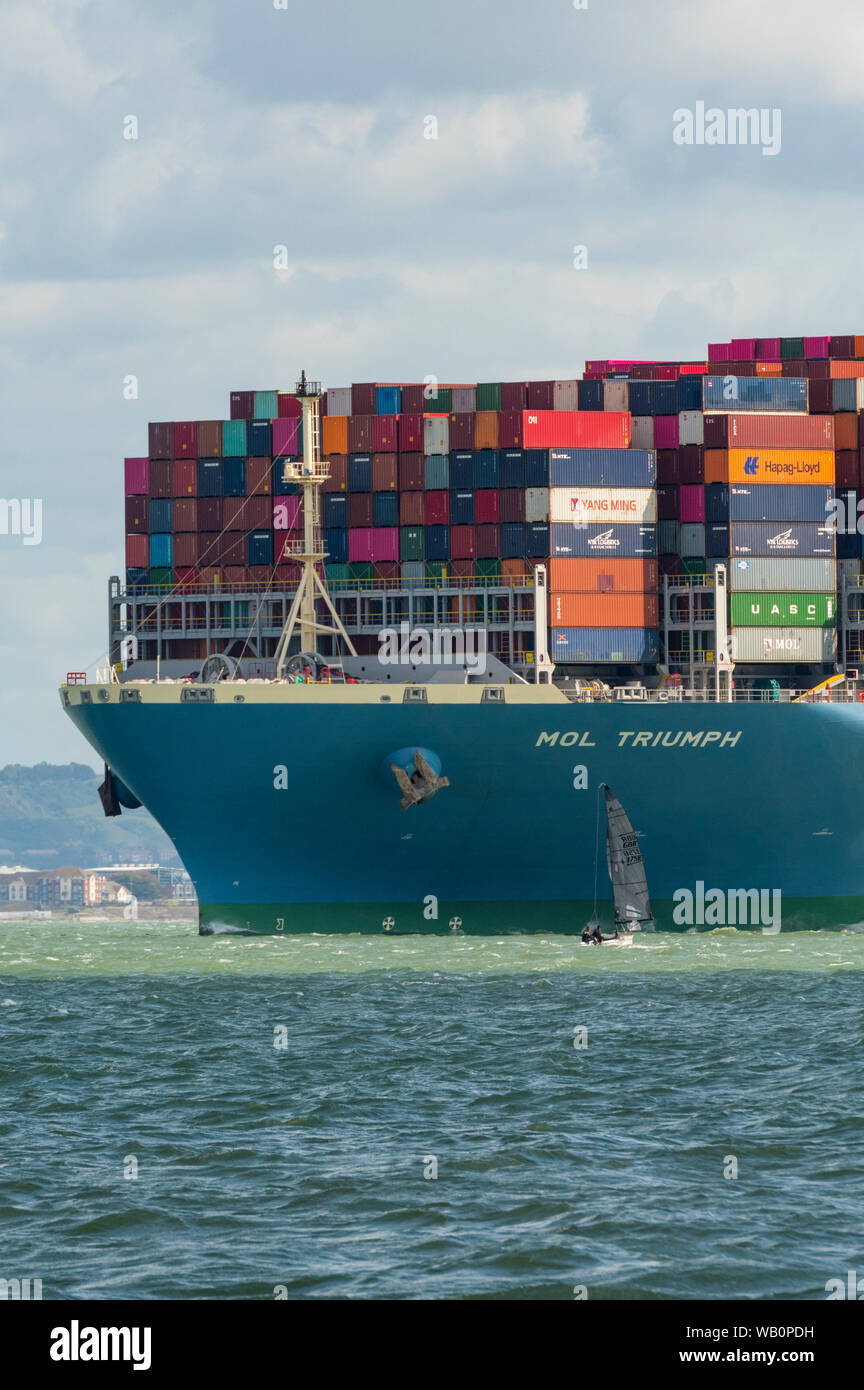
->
[584,783,655,944]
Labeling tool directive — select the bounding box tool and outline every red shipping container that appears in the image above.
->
[172,458,197,497]
[347,415,373,452]
[374,561,401,581]
[500,382,528,409]
[124,457,149,494]
[351,384,377,415]
[830,336,856,359]
[230,391,254,420]
[172,421,198,457]
[126,533,148,567]
[835,451,859,489]
[755,338,781,359]
[348,528,374,562]
[348,494,374,527]
[527,381,555,410]
[246,457,272,496]
[448,412,475,449]
[678,446,704,484]
[451,525,476,559]
[398,453,424,490]
[323,455,348,492]
[198,498,222,530]
[247,566,272,584]
[834,413,859,450]
[370,527,399,562]
[273,417,300,456]
[679,485,705,523]
[277,393,302,417]
[372,414,398,451]
[174,532,200,567]
[274,496,301,530]
[659,554,683,576]
[475,489,499,524]
[398,413,424,451]
[222,497,245,530]
[476,525,500,558]
[220,532,247,566]
[424,491,449,525]
[653,415,679,449]
[449,559,475,578]
[502,410,631,449]
[174,498,198,531]
[498,488,525,523]
[372,453,398,491]
[197,421,223,457]
[148,422,172,459]
[198,564,222,585]
[807,381,834,413]
[275,562,302,584]
[730,338,757,359]
[702,413,835,449]
[549,558,659,592]
[125,496,148,532]
[804,336,830,359]
[550,592,659,627]
[244,495,272,528]
[148,459,172,498]
[400,491,425,525]
[175,567,200,590]
[224,566,250,584]
[400,385,426,414]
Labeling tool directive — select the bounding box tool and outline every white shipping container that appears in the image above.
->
[423,414,449,455]
[603,380,629,413]
[731,627,837,662]
[855,379,864,410]
[525,487,549,522]
[451,386,476,412]
[327,387,352,415]
[631,416,655,449]
[550,486,657,525]
[553,379,580,411]
[679,410,705,445]
[680,523,706,557]
[730,558,837,591]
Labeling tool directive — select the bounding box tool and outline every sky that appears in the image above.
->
[2,0,864,764]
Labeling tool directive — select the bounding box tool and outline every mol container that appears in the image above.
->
[730,628,837,662]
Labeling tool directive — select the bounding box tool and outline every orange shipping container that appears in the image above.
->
[755,361,783,376]
[322,415,348,454]
[474,410,500,450]
[550,592,659,628]
[829,360,864,378]
[833,413,859,451]
[854,336,864,359]
[549,558,659,592]
[501,557,530,583]
[705,449,729,484]
[726,448,835,485]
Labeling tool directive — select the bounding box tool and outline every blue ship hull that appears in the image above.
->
[63,685,864,934]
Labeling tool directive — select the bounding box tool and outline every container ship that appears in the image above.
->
[61,338,864,934]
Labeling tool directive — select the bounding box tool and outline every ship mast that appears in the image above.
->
[274,372,357,676]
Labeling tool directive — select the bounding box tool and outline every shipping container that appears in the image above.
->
[500,523,525,558]
[603,380,628,413]
[400,526,425,562]
[147,459,172,498]
[549,558,659,593]
[449,451,474,489]
[730,592,835,626]
[631,417,654,450]
[148,498,172,532]
[348,529,373,563]
[474,411,499,451]
[148,567,175,590]
[475,490,499,524]
[657,484,678,520]
[447,412,474,450]
[524,523,551,558]
[247,530,273,566]
[230,391,254,421]
[124,457,149,495]
[324,528,348,564]
[221,420,246,456]
[659,520,680,555]
[348,453,372,492]
[150,533,173,568]
[476,382,502,411]
[327,388,352,416]
[550,487,657,525]
[274,496,302,530]
[548,448,656,489]
[424,454,449,490]
[551,627,660,662]
[370,527,399,562]
[424,415,450,455]
[400,561,425,580]
[425,525,450,561]
[372,414,398,452]
[499,488,525,523]
[372,452,398,491]
[196,422,222,458]
[125,495,148,532]
[730,557,837,591]
[678,411,704,446]
[125,566,149,589]
[731,627,836,662]
[351,384,377,415]
[474,450,499,489]
[450,525,476,559]
[251,391,277,420]
[729,523,835,558]
[348,493,374,528]
[450,490,474,525]
[702,376,808,412]
[524,449,550,487]
[577,379,604,411]
[475,525,500,558]
[424,491,449,525]
[322,455,348,493]
[452,386,476,413]
[551,592,659,627]
[680,523,705,558]
[504,410,632,449]
[322,416,348,455]
[347,415,373,453]
[398,453,424,490]
[148,422,172,459]
[376,386,401,415]
[246,457,272,497]
[725,448,835,485]
[834,413,859,451]
[171,422,197,459]
[499,449,524,488]
[125,533,149,568]
[550,522,657,558]
[324,494,347,528]
[398,413,424,452]
[653,415,679,449]
[553,380,579,412]
[273,417,301,457]
[706,524,730,557]
[400,491,425,526]
[679,485,705,523]
[277,393,302,418]
[728,483,834,524]
[524,486,549,522]
[222,457,246,497]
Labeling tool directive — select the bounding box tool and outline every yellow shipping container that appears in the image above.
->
[726,448,835,485]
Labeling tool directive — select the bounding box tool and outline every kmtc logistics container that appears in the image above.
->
[729,523,835,558]
[730,557,838,592]
[550,523,657,558]
[550,593,659,627]
[725,449,835,485]
[551,628,661,663]
[729,484,835,523]
[548,558,659,592]
[702,377,808,412]
[550,487,657,525]
[730,628,837,662]
[499,411,632,449]
[730,593,835,626]
[548,449,656,488]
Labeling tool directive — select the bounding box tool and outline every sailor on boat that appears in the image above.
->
[580,924,620,945]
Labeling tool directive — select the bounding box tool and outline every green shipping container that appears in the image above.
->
[424,388,451,413]
[400,526,425,561]
[425,562,448,580]
[254,390,278,419]
[476,558,501,580]
[682,557,708,576]
[730,592,836,627]
[148,567,175,590]
[222,419,247,455]
[779,337,805,360]
[476,382,502,411]
[325,563,351,587]
[348,562,374,581]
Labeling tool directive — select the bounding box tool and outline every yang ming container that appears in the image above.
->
[550,487,657,525]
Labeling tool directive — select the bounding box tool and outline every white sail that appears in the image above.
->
[603,784,653,926]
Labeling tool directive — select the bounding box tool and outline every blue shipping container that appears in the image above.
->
[474,449,499,488]
[348,453,372,492]
[222,457,246,497]
[499,449,524,489]
[705,484,730,523]
[424,454,449,489]
[702,376,808,413]
[677,375,704,410]
[501,522,525,558]
[551,627,660,663]
[376,386,401,415]
[373,491,399,527]
[247,530,273,566]
[659,520,680,555]
[549,448,656,488]
[149,498,172,532]
[706,524,730,558]
[449,451,474,489]
[524,449,550,487]
[126,567,149,589]
[651,382,679,415]
[324,494,348,528]
[149,533,173,568]
[247,420,272,456]
[831,380,857,412]
[730,522,835,557]
[324,528,348,563]
[254,391,278,419]
[577,380,604,411]
[550,522,657,558]
[729,484,834,524]
[450,490,475,525]
[197,460,222,497]
[626,382,652,415]
[222,420,247,455]
[525,523,550,558]
[425,525,450,561]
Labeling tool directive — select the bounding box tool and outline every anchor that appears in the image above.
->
[388,749,450,810]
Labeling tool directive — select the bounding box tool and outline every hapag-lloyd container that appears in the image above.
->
[550,522,657,558]
[703,413,835,449]
[702,376,808,412]
[730,592,835,626]
[729,522,835,558]
[730,627,837,662]
[502,411,631,449]
[730,557,837,592]
[729,484,834,524]
[549,558,659,592]
[550,592,659,628]
[548,449,656,488]
[550,487,657,525]
[726,448,835,485]
[551,628,661,662]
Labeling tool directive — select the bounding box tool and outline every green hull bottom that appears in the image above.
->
[198,898,864,936]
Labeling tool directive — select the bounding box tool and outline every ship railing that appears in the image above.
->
[118,576,536,598]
